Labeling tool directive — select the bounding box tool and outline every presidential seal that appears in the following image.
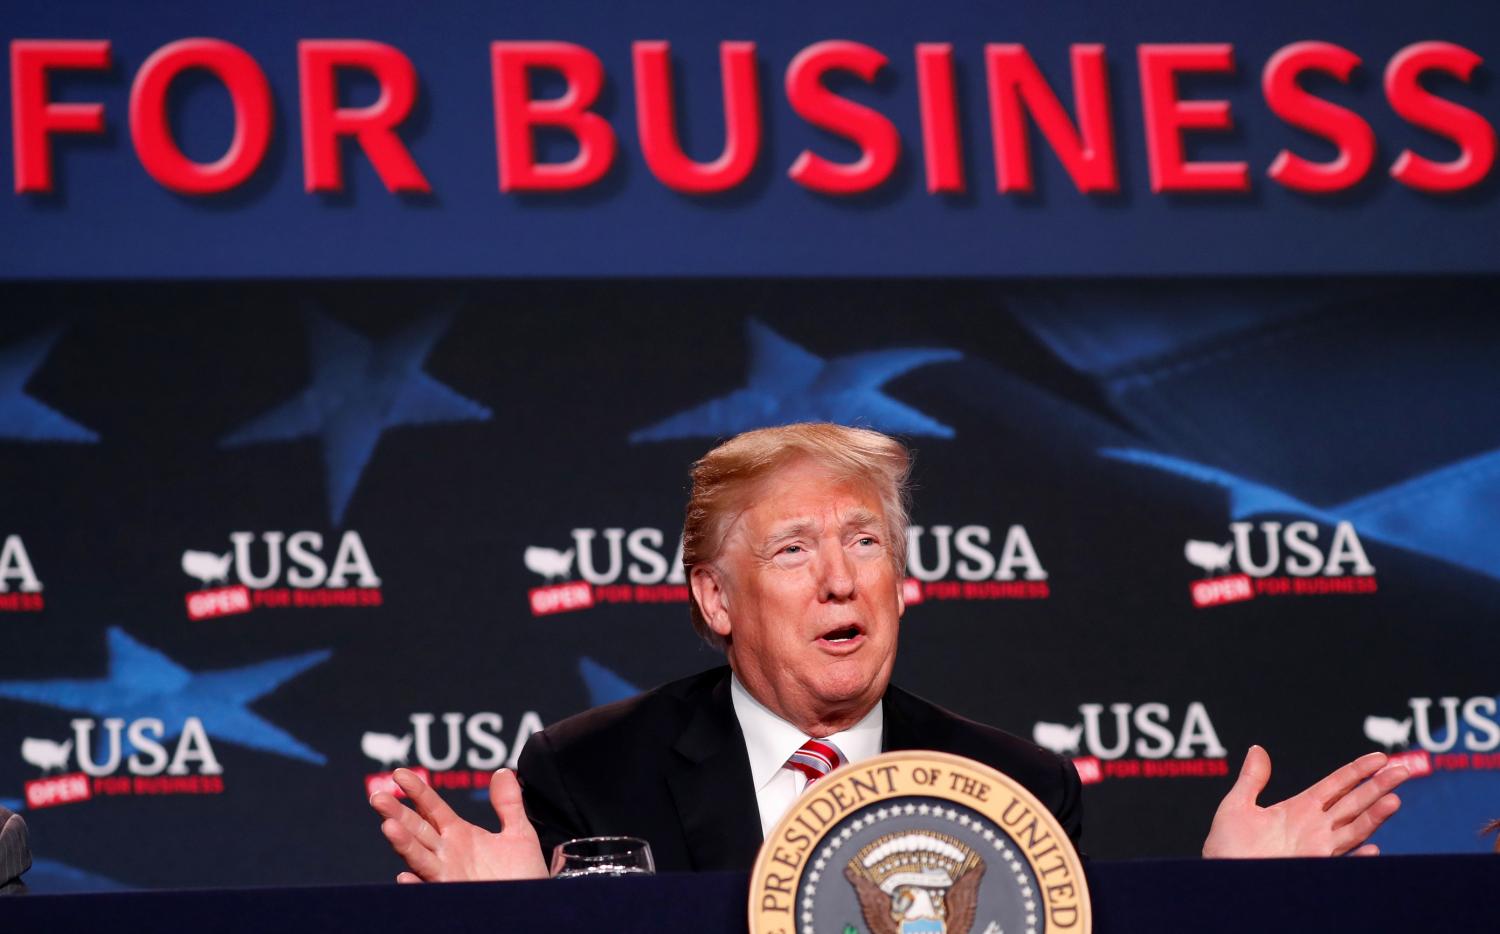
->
[749,751,1089,934]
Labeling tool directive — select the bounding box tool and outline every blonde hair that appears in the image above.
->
[682,423,912,648]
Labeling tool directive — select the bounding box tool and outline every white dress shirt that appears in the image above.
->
[730,674,884,838]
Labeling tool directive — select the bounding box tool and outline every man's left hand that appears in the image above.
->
[1202,746,1408,858]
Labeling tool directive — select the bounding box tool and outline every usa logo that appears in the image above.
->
[1182,521,1375,609]
[1032,703,1228,786]
[180,530,383,620]
[522,526,688,617]
[0,534,43,612]
[902,524,1050,606]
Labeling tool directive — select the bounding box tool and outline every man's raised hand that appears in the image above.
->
[369,767,548,882]
[1202,746,1409,859]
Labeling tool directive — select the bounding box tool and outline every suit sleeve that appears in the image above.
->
[515,730,590,862]
[0,811,31,896]
[1054,755,1085,855]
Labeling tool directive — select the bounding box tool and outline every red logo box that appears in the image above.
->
[25,772,91,809]
[1191,574,1254,608]
[186,585,253,620]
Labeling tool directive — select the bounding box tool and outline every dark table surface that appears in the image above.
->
[2,854,1497,933]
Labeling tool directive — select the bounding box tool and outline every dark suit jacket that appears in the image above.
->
[0,806,30,895]
[517,667,1081,872]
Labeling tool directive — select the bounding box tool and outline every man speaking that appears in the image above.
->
[371,424,1408,879]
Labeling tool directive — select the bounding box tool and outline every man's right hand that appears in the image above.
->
[370,767,548,883]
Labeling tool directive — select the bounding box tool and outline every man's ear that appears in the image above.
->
[690,565,733,639]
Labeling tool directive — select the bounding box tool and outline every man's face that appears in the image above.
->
[693,459,904,734]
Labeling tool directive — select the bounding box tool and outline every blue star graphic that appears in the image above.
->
[0,627,330,765]
[475,658,639,801]
[24,859,129,893]
[0,327,98,442]
[221,310,491,525]
[1102,445,1500,583]
[628,319,961,442]
[579,657,640,707]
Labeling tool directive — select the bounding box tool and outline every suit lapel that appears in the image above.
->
[662,679,945,869]
[665,672,763,871]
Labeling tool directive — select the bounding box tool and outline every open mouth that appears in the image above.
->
[818,624,864,644]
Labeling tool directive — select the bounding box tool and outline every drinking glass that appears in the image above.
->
[550,836,655,878]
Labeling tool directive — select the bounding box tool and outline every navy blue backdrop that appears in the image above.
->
[1,0,1498,893]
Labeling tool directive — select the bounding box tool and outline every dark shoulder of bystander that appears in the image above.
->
[0,805,31,895]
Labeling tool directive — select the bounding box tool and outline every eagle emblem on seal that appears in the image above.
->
[843,830,986,934]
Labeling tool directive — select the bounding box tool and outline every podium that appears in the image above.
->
[3,855,1495,933]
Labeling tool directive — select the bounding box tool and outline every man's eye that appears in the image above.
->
[782,544,804,554]
[856,536,877,547]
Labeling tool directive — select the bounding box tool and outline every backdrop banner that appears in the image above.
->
[2,0,1498,278]
[3,0,1497,895]
[0,283,1495,890]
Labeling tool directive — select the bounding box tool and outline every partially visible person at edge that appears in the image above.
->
[0,804,30,895]
[371,423,1410,880]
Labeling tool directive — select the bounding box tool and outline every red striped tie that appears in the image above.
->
[785,738,848,786]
